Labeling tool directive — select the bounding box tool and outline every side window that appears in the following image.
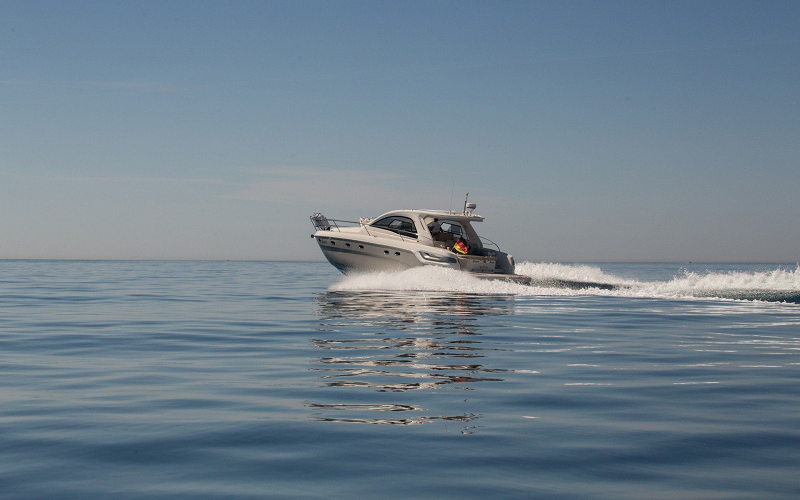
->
[372,217,395,229]
[372,216,417,238]
[441,222,463,237]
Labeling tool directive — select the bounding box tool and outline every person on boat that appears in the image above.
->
[427,218,442,240]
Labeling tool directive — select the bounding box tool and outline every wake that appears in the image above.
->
[330,263,800,304]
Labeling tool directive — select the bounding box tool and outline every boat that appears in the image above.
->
[310,200,532,285]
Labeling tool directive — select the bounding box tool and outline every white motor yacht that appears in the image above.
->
[310,202,531,285]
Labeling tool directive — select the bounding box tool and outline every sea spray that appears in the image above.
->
[514,262,637,287]
[329,266,531,294]
[331,263,800,303]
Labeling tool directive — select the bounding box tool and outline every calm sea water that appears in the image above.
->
[1,260,799,499]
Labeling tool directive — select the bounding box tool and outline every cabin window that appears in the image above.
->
[371,216,418,238]
[440,222,465,238]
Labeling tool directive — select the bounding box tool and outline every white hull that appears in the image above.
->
[315,231,450,273]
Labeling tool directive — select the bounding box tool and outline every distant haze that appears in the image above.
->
[1,1,798,262]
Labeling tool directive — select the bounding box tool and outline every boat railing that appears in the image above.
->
[310,214,369,233]
[311,213,421,242]
[479,236,500,252]
[374,228,417,242]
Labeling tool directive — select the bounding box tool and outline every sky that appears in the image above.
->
[1,0,798,262]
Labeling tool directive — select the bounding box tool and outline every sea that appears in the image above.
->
[1,260,799,499]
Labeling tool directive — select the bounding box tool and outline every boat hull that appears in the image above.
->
[316,234,423,273]
[314,231,531,285]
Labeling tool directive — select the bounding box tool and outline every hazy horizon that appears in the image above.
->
[2,1,799,262]
[3,258,799,266]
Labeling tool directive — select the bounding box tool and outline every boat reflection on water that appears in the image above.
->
[308,290,515,431]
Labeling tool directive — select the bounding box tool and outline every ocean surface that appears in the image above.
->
[1,260,800,499]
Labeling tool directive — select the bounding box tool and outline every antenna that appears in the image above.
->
[449,181,455,214]
[462,192,469,215]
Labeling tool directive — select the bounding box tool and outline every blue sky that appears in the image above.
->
[1,0,798,261]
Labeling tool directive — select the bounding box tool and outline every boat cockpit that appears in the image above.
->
[421,216,482,253]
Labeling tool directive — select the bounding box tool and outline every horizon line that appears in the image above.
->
[2,258,798,265]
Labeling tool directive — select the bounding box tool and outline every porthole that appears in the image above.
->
[345,243,350,247]
[359,245,364,249]
[395,252,400,256]
[331,241,335,245]
[384,250,389,255]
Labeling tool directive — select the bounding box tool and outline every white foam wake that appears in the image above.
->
[329,266,531,294]
[515,262,637,286]
[647,267,800,292]
[330,263,800,303]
